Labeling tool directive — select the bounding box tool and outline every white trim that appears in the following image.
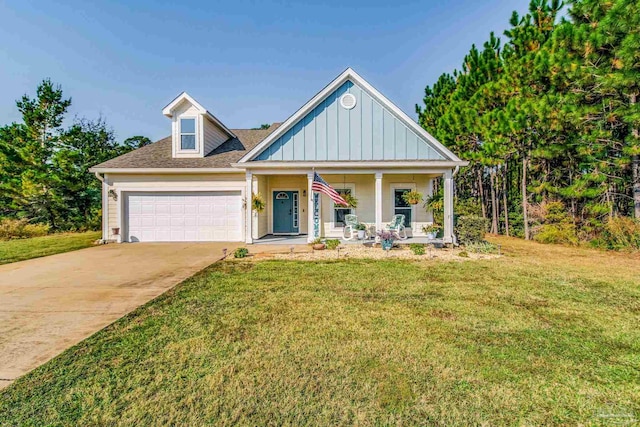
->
[162,92,236,139]
[236,161,468,169]
[271,188,301,235]
[375,172,383,231]
[88,168,242,174]
[178,116,198,152]
[238,68,463,163]
[88,164,467,175]
[390,183,417,231]
[101,178,108,241]
[246,172,253,243]
[307,172,315,242]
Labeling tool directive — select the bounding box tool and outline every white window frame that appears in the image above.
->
[330,183,355,231]
[390,183,416,230]
[178,116,198,152]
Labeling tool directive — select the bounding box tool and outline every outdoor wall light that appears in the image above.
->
[108,189,118,201]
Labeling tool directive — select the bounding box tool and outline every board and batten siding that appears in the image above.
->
[255,80,445,162]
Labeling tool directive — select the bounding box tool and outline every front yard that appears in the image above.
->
[1,237,638,425]
[0,231,101,264]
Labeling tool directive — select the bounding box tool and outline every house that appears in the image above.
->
[89,68,468,244]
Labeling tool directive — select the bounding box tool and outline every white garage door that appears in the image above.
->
[126,192,242,242]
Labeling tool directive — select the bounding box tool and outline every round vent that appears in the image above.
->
[340,93,357,110]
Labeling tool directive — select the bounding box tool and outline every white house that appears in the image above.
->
[90,68,468,244]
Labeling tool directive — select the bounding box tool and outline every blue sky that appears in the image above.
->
[0,0,529,142]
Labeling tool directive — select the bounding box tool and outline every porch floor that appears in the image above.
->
[252,234,444,246]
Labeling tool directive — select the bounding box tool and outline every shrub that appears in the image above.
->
[455,215,488,245]
[325,239,340,250]
[0,218,50,240]
[532,202,578,245]
[409,243,425,255]
[599,217,640,251]
[533,223,578,245]
[234,247,249,258]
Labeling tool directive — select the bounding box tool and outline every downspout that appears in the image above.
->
[94,172,108,242]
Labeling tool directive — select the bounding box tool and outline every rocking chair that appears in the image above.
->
[386,214,408,240]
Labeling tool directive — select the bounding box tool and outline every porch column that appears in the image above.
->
[245,171,253,244]
[252,175,259,240]
[443,169,454,244]
[307,172,314,242]
[375,172,383,231]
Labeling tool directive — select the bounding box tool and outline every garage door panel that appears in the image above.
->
[126,191,242,242]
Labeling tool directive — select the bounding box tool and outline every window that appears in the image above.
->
[333,188,353,227]
[180,118,196,150]
[394,189,412,227]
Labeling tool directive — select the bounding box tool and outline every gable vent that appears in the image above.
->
[340,93,357,110]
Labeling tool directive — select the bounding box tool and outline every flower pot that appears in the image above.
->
[408,199,420,205]
[381,239,394,250]
[313,243,326,250]
[357,230,366,240]
[426,232,436,240]
[111,227,120,236]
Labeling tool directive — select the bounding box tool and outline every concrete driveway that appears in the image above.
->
[0,242,237,389]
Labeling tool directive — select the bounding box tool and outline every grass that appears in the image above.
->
[0,231,101,264]
[1,236,639,425]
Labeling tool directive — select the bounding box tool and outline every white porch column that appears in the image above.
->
[443,169,454,244]
[245,171,253,244]
[375,172,383,231]
[252,175,259,240]
[307,172,314,242]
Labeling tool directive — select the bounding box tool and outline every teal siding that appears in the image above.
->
[254,80,445,162]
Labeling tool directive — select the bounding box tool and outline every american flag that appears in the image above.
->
[311,172,348,206]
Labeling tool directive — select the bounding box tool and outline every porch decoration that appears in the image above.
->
[377,230,397,251]
[401,190,423,205]
[422,224,442,240]
[251,192,266,213]
[339,191,358,208]
[356,223,367,240]
[310,237,325,250]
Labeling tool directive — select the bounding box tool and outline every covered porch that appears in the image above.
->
[244,167,456,245]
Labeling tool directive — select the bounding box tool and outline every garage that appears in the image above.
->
[125,192,242,242]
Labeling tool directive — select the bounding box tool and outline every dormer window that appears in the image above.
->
[180,118,196,150]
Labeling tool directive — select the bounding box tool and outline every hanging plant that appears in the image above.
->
[402,190,423,205]
[338,192,358,208]
[251,192,266,213]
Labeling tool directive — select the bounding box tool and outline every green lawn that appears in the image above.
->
[0,231,101,264]
[1,237,639,425]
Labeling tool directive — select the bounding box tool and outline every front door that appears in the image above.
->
[273,191,299,234]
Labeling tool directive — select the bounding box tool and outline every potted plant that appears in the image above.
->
[310,237,325,250]
[252,192,266,213]
[338,191,358,208]
[402,190,423,205]
[422,224,441,240]
[376,230,397,250]
[355,223,367,240]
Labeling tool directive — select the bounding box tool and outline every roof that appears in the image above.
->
[239,68,463,163]
[91,124,281,170]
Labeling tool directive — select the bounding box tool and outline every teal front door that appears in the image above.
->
[273,191,299,234]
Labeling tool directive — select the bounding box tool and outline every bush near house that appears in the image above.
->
[325,239,340,250]
[455,215,488,245]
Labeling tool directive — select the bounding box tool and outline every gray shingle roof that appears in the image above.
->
[92,124,281,169]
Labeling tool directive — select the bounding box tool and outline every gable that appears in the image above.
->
[251,79,447,162]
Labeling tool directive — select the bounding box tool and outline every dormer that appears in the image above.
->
[162,92,235,158]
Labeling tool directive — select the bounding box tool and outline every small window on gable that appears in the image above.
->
[180,118,196,150]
